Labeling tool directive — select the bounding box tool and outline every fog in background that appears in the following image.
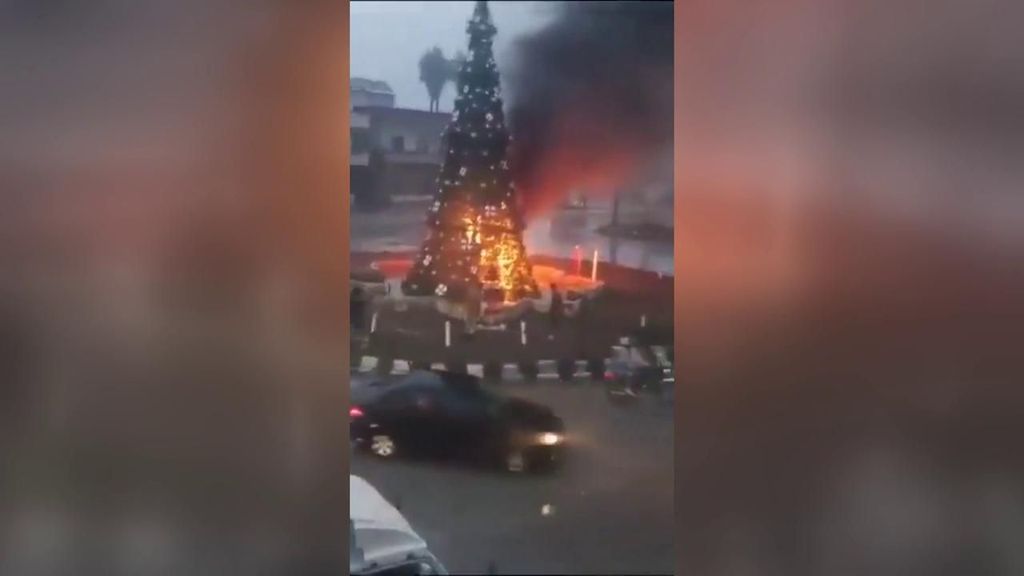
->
[352,1,675,216]
[677,1,1024,574]
[505,1,674,216]
[350,0,554,112]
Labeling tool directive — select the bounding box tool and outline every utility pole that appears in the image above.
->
[611,189,621,230]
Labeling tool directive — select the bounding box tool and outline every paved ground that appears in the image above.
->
[351,378,674,575]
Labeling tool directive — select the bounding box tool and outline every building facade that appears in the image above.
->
[350,103,449,208]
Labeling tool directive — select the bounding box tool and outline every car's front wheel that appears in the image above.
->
[370,434,397,458]
[504,448,527,473]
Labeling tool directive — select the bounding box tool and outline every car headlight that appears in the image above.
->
[538,432,563,446]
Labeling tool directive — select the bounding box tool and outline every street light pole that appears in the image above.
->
[611,189,621,230]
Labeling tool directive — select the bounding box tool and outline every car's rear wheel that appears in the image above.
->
[370,434,397,458]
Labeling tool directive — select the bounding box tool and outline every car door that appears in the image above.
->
[446,387,501,460]
[406,385,447,455]
[434,387,477,458]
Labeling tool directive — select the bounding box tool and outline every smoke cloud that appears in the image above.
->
[505,1,673,217]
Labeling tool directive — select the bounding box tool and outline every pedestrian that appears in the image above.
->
[464,282,481,337]
[548,283,562,339]
[350,286,365,331]
[627,339,661,396]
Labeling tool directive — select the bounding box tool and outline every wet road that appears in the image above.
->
[351,202,675,276]
[351,378,674,575]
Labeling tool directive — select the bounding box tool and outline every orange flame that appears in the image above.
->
[461,209,533,303]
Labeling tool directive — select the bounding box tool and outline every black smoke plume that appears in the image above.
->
[505,1,674,216]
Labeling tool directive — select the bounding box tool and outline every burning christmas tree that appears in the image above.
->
[403,0,538,306]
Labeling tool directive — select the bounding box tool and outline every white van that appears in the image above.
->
[350,475,447,575]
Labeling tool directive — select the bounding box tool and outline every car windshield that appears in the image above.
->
[443,376,504,410]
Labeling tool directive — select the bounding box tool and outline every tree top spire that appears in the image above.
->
[473,1,491,23]
[468,0,496,39]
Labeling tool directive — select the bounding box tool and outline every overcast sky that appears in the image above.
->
[350,1,556,112]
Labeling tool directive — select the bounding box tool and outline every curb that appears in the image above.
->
[357,356,598,380]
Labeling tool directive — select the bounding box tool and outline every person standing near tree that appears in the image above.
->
[350,287,365,331]
[548,283,562,338]
[464,281,481,337]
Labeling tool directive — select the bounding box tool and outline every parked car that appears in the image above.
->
[351,474,447,575]
[350,370,566,473]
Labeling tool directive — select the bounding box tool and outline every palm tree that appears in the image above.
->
[418,46,449,112]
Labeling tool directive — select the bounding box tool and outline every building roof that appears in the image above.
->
[351,77,394,95]
[353,105,450,122]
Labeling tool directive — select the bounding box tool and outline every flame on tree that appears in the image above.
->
[403,1,538,304]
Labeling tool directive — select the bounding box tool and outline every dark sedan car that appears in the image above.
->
[350,370,565,473]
